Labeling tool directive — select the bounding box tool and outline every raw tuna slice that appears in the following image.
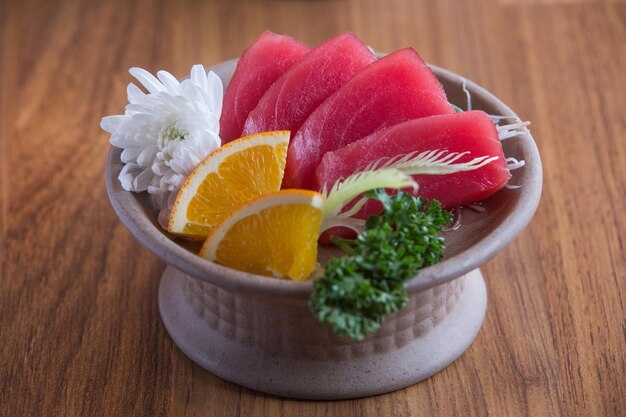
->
[241,32,375,140]
[314,110,511,211]
[220,31,310,143]
[283,48,455,189]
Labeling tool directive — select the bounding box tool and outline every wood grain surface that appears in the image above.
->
[1,0,625,415]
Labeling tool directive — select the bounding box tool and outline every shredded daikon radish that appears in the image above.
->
[497,120,531,141]
[506,157,526,171]
[462,77,472,111]
[490,115,521,121]
[452,80,529,195]
[467,203,487,213]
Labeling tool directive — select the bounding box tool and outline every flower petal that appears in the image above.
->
[179,80,201,103]
[129,67,166,94]
[120,147,143,163]
[137,147,157,167]
[157,70,181,94]
[109,133,137,149]
[190,65,207,91]
[127,83,146,104]
[100,115,125,134]
[152,159,169,176]
[105,64,224,204]
[206,71,223,115]
[132,167,155,192]
[170,173,186,189]
[118,163,143,191]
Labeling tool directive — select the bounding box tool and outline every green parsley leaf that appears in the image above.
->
[310,189,452,341]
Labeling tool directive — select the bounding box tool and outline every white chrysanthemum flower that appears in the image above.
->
[100,65,223,197]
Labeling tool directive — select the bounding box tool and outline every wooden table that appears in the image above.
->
[1,0,624,415]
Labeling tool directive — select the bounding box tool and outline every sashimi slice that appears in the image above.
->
[241,32,376,139]
[314,111,511,211]
[220,31,310,143]
[283,48,455,189]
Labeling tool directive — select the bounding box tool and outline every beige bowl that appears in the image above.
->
[105,58,542,400]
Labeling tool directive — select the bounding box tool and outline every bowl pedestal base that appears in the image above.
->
[158,266,487,400]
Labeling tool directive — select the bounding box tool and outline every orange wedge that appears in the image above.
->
[200,190,325,281]
[168,131,290,239]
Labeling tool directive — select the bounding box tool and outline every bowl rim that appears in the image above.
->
[105,59,542,301]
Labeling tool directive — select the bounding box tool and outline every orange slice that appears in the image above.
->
[200,190,325,281]
[168,131,290,239]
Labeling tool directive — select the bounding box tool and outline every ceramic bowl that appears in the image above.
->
[105,58,542,400]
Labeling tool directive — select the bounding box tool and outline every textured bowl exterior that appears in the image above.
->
[158,266,486,399]
[105,57,542,399]
[181,269,464,356]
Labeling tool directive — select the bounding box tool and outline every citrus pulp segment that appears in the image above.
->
[200,190,325,281]
[168,131,290,239]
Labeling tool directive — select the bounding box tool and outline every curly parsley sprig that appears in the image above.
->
[310,149,496,340]
[311,189,452,341]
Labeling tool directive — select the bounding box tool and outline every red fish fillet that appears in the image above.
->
[220,31,310,143]
[284,48,454,189]
[241,32,376,140]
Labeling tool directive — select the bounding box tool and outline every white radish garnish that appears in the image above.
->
[456,83,530,188]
